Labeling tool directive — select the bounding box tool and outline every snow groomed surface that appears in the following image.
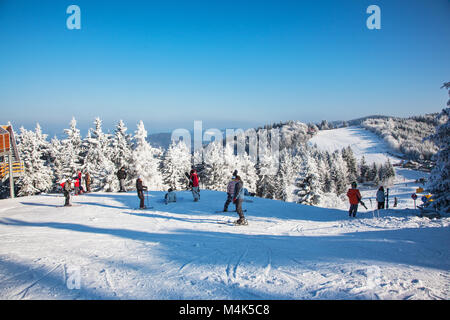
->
[0,189,448,300]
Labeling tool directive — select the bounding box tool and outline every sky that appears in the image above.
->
[0,0,449,136]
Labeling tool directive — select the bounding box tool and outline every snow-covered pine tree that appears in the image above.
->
[202,141,230,191]
[256,154,277,198]
[358,155,370,183]
[34,124,52,164]
[275,148,297,201]
[255,133,279,199]
[294,150,322,205]
[317,152,334,194]
[426,89,450,212]
[49,136,65,187]
[16,126,53,196]
[329,150,349,195]
[131,120,164,190]
[236,151,258,195]
[366,162,379,185]
[342,146,358,184]
[111,120,133,170]
[83,118,116,191]
[60,117,83,177]
[161,139,192,190]
[379,159,395,183]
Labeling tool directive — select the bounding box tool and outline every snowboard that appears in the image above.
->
[217,219,249,226]
[215,209,247,213]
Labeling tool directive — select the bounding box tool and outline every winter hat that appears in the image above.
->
[351,182,357,188]
[138,175,143,180]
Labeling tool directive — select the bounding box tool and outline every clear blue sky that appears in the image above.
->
[0,0,449,136]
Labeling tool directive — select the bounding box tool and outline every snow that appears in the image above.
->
[308,126,402,165]
[0,187,449,300]
[1,125,448,300]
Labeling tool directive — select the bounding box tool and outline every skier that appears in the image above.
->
[117,167,127,192]
[136,176,148,209]
[74,177,80,195]
[77,169,82,185]
[346,182,362,217]
[165,188,177,204]
[223,175,237,212]
[376,186,386,210]
[233,176,247,225]
[63,178,72,206]
[189,169,200,202]
[84,171,91,193]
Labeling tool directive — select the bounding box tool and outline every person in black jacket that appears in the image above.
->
[117,167,127,192]
[136,176,148,209]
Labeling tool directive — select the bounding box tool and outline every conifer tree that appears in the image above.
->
[16,126,53,196]
[161,140,192,190]
[131,121,164,190]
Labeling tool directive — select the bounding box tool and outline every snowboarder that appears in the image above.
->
[223,175,237,212]
[165,188,177,204]
[63,178,72,206]
[376,186,386,210]
[117,167,127,192]
[189,169,200,202]
[84,171,91,193]
[136,176,148,209]
[346,182,362,217]
[233,176,247,225]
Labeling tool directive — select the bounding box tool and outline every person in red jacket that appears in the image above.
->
[346,182,362,217]
[74,178,80,195]
[189,169,200,202]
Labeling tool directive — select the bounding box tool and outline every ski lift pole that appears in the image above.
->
[8,149,14,199]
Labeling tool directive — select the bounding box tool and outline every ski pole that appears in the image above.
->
[146,190,149,208]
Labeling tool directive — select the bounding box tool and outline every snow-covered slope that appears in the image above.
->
[0,190,449,300]
[308,126,402,164]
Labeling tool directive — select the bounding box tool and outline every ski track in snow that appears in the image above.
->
[0,188,448,300]
[0,127,449,300]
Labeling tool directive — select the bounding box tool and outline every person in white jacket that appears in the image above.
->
[165,188,177,204]
[223,176,237,212]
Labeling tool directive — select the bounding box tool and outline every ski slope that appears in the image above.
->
[307,126,431,211]
[308,126,401,165]
[0,190,449,300]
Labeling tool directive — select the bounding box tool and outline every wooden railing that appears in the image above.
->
[0,162,24,180]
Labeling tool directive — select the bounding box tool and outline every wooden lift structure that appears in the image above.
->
[0,124,23,198]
